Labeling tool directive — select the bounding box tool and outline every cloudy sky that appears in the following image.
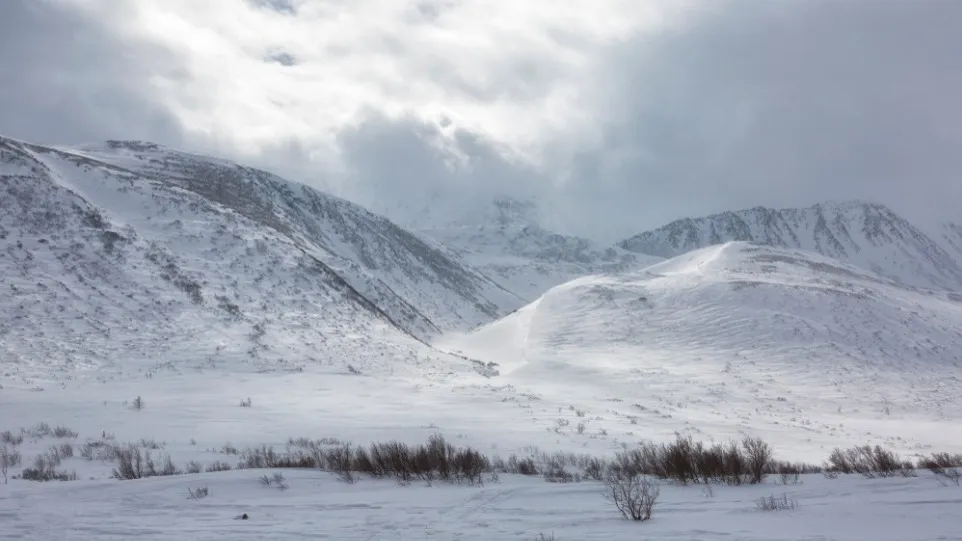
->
[2,0,960,240]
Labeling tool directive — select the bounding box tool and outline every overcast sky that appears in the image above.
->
[2,0,960,240]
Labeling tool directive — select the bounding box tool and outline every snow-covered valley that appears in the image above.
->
[2,136,962,540]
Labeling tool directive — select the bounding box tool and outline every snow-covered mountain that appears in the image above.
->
[618,201,962,292]
[0,136,522,384]
[412,198,661,300]
[446,242,962,447]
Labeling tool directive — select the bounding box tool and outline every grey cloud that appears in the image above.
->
[332,112,547,228]
[573,0,962,234]
[318,0,962,240]
[1,0,959,242]
[0,0,184,146]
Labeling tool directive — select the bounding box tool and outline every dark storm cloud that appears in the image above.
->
[570,0,962,234]
[0,0,184,146]
[334,112,547,228]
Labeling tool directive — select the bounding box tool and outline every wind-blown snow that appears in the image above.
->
[443,242,962,454]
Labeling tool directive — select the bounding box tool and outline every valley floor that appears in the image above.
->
[2,370,962,540]
[2,468,961,540]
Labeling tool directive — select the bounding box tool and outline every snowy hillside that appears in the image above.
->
[415,198,661,300]
[618,201,962,291]
[444,242,962,451]
[0,136,521,385]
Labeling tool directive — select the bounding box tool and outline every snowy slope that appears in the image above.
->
[415,198,661,300]
[444,242,962,451]
[0,136,521,385]
[618,201,962,291]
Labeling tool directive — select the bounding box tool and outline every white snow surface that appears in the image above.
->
[421,221,659,301]
[2,370,962,540]
[0,136,525,385]
[442,242,962,455]
[619,201,962,292]
[3,466,961,540]
[3,137,962,539]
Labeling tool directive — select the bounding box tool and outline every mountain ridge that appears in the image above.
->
[0,135,523,384]
[618,201,962,292]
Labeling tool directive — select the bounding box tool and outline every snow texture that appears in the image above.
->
[0,135,522,385]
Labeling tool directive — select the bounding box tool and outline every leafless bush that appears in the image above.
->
[132,396,144,411]
[505,454,539,476]
[139,438,164,450]
[239,397,252,408]
[206,461,233,472]
[113,445,150,480]
[187,486,210,500]
[20,452,77,482]
[80,441,117,461]
[325,444,357,484]
[259,472,289,491]
[221,443,240,455]
[918,453,962,486]
[777,470,800,485]
[607,435,776,486]
[542,462,578,483]
[1,431,24,446]
[532,533,556,541]
[583,457,606,481]
[742,437,772,484]
[1,444,22,484]
[602,469,660,521]
[756,493,798,511]
[826,445,914,478]
[934,468,962,487]
[52,426,78,439]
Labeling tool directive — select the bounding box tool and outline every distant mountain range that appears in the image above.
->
[618,201,962,292]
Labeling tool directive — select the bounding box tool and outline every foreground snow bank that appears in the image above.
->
[2,468,960,540]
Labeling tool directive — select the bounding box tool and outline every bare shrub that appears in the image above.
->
[158,453,181,476]
[239,397,252,408]
[1,445,22,484]
[1,431,24,446]
[20,452,77,482]
[742,436,772,484]
[325,444,357,484]
[603,469,660,521]
[919,453,962,486]
[826,445,914,478]
[777,470,800,485]
[132,396,144,411]
[52,426,78,439]
[206,461,233,472]
[139,438,164,450]
[542,462,578,483]
[187,486,210,500]
[259,472,289,491]
[80,441,116,461]
[113,445,150,480]
[532,533,556,541]
[756,493,798,511]
[506,454,539,476]
[583,457,607,481]
[185,461,203,474]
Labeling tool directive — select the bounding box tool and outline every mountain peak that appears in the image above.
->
[619,201,962,291]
